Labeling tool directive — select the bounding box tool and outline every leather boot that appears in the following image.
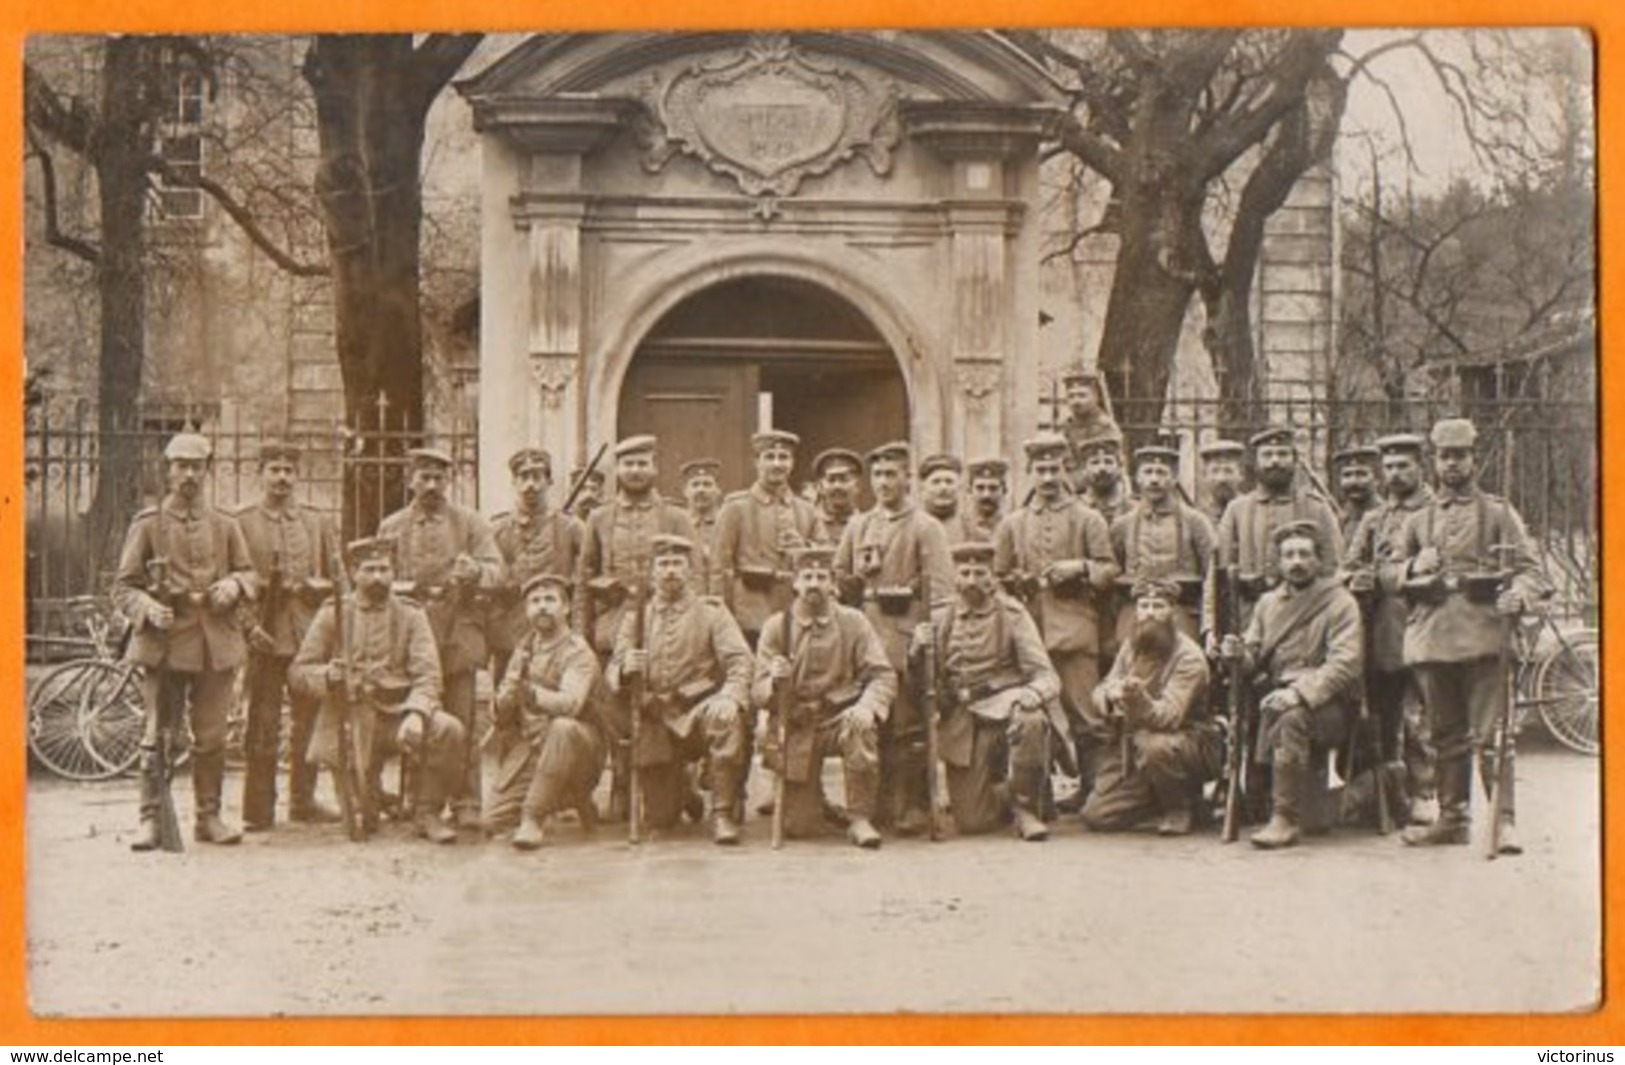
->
[512,813,547,851]
[1012,807,1050,842]
[1403,755,1470,846]
[709,761,742,846]
[1250,758,1302,849]
[289,756,341,823]
[417,812,457,844]
[192,752,242,845]
[844,765,882,849]
[130,748,163,853]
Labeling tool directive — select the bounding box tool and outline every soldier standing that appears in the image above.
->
[992,432,1120,806]
[489,447,583,689]
[918,542,1063,841]
[606,535,754,843]
[376,446,504,830]
[1344,433,1438,825]
[1082,577,1219,836]
[963,458,1009,543]
[1197,439,1248,525]
[1074,431,1133,522]
[115,433,258,848]
[1220,521,1363,850]
[1333,444,1382,546]
[234,440,342,831]
[753,546,897,847]
[834,441,955,834]
[566,463,607,522]
[919,453,977,548]
[713,430,821,645]
[1109,444,1214,642]
[1058,368,1120,461]
[811,447,864,546]
[680,458,724,595]
[486,574,607,849]
[289,538,466,845]
[1398,418,1546,854]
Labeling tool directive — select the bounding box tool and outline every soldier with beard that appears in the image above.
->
[1344,433,1439,825]
[917,542,1063,841]
[1220,521,1363,850]
[606,535,754,843]
[1333,445,1382,546]
[485,574,606,850]
[753,546,897,847]
[1074,431,1133,522]
[1082,577,1219,835]
[715,430,821,646]
[811,448,864,547]
[1198,439,1248,525]
[680,458,723,596]
[962,459,1009,543]
[919,453,980,548]
[1109,445,1214,643]
[490,447,584,689]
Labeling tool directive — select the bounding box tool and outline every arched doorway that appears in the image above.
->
[617,276,910,496]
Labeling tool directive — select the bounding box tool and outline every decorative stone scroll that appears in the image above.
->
[529,353,578,411]
[954,360,1003,413]
[635,34,900,203]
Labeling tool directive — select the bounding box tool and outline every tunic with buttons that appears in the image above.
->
[688,510,718,596]
[933,509,997,549]
[577,494,696,653]
[491,505,584,652]
[1110,499,1214,586]
[606,590,754,748]
[1215,487,1346,578]
[1078,483,1133,524]
[815,505,855,548]
[750,602,897,720]
[235,501,341,657]
[992,496,1120,655]
[1398,487,1545,665]
[933,595,1062,718]
[714,483,823,636]
[1242,576,1363,717]
[113,496,257,672]
[376,500,505,675]
[833,503,956,670]
[1343,486,1434,672]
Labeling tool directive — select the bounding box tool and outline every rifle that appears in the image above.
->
[1485,543,1522,860]
[1351,585,1394,835]
[919,572,943,842]
[627,580,648,845]
[562,442,610,518]
[330,558,375,842]
[771,604,796,850]
[141,551,185,854]
[1218,562,1249,843]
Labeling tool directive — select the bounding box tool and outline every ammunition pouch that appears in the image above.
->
[869,585,916,616]
[587,576,627,609]
[294,578,334,608]
[361,671,414,709]
[1237,573,1273,603]
[1001,573,1041,601]
[949,670,1028,712]
[1460,572,1504,605]
[736,566,783,593]
[1401,574,1450,607]
[1048,569,1092,600]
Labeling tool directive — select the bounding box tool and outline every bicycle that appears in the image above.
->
[25,598,145,780]
[1511,609,1598,756]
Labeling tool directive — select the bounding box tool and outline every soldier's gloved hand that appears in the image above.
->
[621,648,648,675]
[841,702,878,733]
[1496,587,1526,617]
[1413,546,1441,576]
[145,596,175,630]
[766,655,793,682]
[1043,559,1085,584]
[396,712,425,755]
[1259,688,1303,715]
[208,578,241,611]
[1218,634,1244,661]
[248,625,277,655]
[1347,568,1375,594]
[697,695,740,727]
[451,553,482,585]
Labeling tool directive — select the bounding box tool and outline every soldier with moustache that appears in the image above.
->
[1219,521,1363,850]
[1333,444,1383,547]
[486,573,607,850]
[714,430,822,646]
[916,541,1064,841]
[1057,367,1121,463]
[680,458,724,595]
[811,447,864,547]
[753,546,898,848]
[290,537,466,845]
[1198,439,1248,525]
[1082,577,1219,836]
[834,441,956,834]
[606,535,755,843]
[566,463,607,522]
[489,447,584,689]
[919,453,979,548]
[115,432,258,849]
[1343,432,1439,825]
[1074,430,1133,523]
[233,440,343,831]
[376,446,504,830]
[961,458,1010,544]
[1397,418,1546,854]
[992,432,1120,806]
[1109,444,1215,644]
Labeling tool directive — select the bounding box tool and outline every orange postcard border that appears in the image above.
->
[1,0,1616,1045]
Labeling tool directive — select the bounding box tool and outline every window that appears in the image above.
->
[153,60,206,220]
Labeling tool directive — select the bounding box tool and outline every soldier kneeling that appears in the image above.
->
[1082,577,1219,836]
[484,573,607,849]
[917,542,1064,842]
[290,538,468,844]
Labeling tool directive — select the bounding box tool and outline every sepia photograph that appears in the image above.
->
[18,26,1599,1020]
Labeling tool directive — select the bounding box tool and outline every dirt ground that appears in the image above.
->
[25,742,1599,1018]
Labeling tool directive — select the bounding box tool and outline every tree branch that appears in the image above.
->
[1195,30,1341,183]
[24,62,98,159]
[25,131,100,265]
[410,34,483,112]
[147,154,330,277]
[1052,110,1126,184]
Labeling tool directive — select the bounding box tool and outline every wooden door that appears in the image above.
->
[618,360,758,497]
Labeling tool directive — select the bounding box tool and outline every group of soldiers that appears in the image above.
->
[112,367,1548,857]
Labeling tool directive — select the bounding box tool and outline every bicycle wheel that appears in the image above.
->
[81,663,146,776]
[1533,628,1599,756]
[26,660,121,781]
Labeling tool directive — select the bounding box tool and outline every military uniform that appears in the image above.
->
[752,580,898,844]
[113,438,258,846]
[576,495,695,655]
[833,445,955,831]
[1109,497,1214,642]
[233,494,342,828]
[1081,623,1218,833]
[932,508,995,549]
[1197,439,1247,525]
[1398,421,1545,848]
[376,453,504,822]
[714,482,822,642]
[606,556,755,839]
[1211,484,1345,628]
[486,614,607,844]
[929,580,1063,839]
[289,584,466,841]
[490,506,584,667]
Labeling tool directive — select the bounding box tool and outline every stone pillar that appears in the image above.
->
[516,189,586,479]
